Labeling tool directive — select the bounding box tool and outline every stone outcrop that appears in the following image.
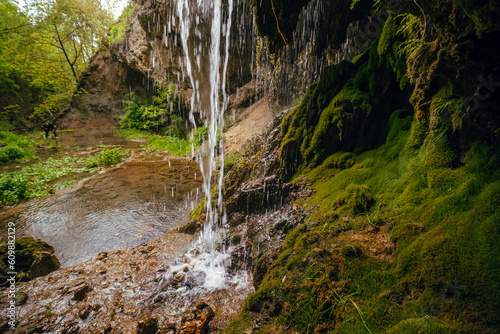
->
[58,0,255,129]
[178,302,215,334]
[0,236,58,284]
[27,251,60,279]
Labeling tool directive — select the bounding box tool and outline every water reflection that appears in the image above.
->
[0,157,202,267]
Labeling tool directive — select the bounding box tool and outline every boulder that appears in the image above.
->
[178,302,215,334]
[27,251,60,279]
[137,316,158,334]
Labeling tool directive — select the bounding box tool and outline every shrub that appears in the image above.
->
[120,84,187,135]
[0,173,27,205]
[108,3,136,45]
[0,145,24,161]
[0,131,33,162]
[97,148,126,166]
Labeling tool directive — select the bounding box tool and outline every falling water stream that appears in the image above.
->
[157,0,248,294]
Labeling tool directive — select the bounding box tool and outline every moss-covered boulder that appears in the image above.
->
[0,236,57,284]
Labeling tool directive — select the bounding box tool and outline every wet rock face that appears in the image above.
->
[59,0,256,128]
[178,302,215,334]
[27,251,60,279]
[225,175,298,215]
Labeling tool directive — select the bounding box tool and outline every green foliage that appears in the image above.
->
[0,173,27,205]
[0,0,113,125]
[96,147,126,165]
[147,135,192,156]
[0,153,110,206]
[0,131,33,162]
[116,126,207,156]
[120,84,186,135]
[108,3,135,45]
[83,147,127,167]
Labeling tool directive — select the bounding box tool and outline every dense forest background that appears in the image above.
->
[0,0,115,130]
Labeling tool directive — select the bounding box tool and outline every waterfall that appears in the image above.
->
[163,0,235,289]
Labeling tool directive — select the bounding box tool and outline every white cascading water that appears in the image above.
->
[159,0,245,293]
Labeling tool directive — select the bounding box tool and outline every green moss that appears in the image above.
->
[280,61,355,174]
[230,3,500,330]
[422,130,459,169]
[190,197,206,220]
[223,313,254,333]
[386,317,469,334]
[427,168,463,192]
[457,0,500,35]
[473,180,500,214]
[304,87,372,165]
[341,243,364,259]
[333,183,375,215]
[406,116,428,149]
[0,236,55,281]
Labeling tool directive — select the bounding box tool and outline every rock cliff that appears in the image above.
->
[57,0,255,129]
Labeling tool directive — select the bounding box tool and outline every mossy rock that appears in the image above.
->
[422,130,459,169]
[333,183,375,215]
[406,116,428,149]
[252,248,280,289]
[321,152,356,170]
[0,236,55,282]
[386,109,413,144]
[303,87,373,165]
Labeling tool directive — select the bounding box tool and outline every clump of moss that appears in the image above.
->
[333,184,375,215]
[341,243,364,259]
[422,130,459,169]
[0,236,55,282]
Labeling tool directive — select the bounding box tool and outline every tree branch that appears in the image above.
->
[0,24,30,33]
[53,23,79,83]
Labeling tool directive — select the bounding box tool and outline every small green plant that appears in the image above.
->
[147,135,193,156]
[0,154,106,206]
[96,147,126,165]
[44,312,55,318]
[0,173,27,205]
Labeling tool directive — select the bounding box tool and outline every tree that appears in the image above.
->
[0,0,114,125]
[32,0,113,83]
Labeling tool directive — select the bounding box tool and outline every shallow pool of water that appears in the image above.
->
[0,156,202,267]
